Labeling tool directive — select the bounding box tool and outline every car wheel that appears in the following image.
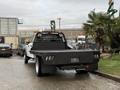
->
[35,57,43,76]
[24,55,29,64]
[21,51,25,57]
[6,54,9,57]
[10,54,12,56]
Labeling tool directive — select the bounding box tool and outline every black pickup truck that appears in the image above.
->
[30,31,100,76]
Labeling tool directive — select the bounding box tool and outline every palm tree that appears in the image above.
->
[110,17,120,49]
[83,11,111,50]
[84,10,120,52]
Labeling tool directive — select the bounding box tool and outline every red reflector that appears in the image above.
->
[85,65,90,68]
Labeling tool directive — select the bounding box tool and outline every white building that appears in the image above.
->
[0,17,19,49]
[0,17,18,35]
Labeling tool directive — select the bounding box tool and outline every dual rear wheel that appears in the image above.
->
[35,56,57,77]
[24,55,30,64]
[35,57,43,76]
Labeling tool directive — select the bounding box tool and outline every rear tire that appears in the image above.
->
[35,56,57,77]
[8,54,12,57]
[35,57,43,76]
[24,55,29,64]
[21,51,25,57]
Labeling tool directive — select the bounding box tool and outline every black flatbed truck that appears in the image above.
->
[30,31,100,76]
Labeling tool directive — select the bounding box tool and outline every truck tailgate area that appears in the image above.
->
[31,50,99,65]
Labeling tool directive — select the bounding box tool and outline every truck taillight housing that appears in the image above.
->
[93,51,100,59]
[85,65,90,69]
[94,54,99,59]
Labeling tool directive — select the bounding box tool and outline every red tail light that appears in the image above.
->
[85,65,90,69]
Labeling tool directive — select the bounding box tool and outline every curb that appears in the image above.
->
[92,71,120,83]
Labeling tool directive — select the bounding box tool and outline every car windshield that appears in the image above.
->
[78,38,85,41]
[35,34,63,42]
[0,44,10,49]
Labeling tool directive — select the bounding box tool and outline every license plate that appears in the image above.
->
[1,49,5,50]
[71,58,79,63]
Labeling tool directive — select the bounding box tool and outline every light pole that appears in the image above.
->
[57,17,61,30]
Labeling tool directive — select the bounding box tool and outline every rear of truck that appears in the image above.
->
[30,31,100,76]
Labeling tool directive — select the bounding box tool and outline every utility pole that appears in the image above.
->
[119,8,120,18]
[57,17,61,30]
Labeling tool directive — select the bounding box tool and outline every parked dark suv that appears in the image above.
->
[0,43,12,57]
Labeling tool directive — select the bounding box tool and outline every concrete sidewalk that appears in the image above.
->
[93,71,120,83]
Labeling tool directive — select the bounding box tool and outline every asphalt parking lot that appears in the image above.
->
[0,56,120,90]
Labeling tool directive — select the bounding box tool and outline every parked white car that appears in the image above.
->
[24,43,34,64]
[67,40,77,49]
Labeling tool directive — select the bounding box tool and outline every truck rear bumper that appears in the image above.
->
[41,52,99,66]
[58,64,87,70]
[31,49,100,66]
[58,64,98,71]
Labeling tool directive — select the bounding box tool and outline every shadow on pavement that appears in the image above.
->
[24,62,91,82]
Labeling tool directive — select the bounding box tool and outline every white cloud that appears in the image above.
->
[0,0,119,29]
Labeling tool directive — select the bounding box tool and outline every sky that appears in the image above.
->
[0,0,119,29]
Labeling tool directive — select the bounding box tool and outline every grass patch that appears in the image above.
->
[99,54,120,76]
